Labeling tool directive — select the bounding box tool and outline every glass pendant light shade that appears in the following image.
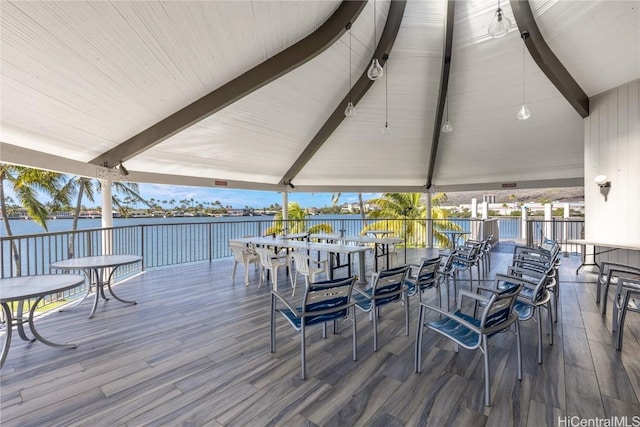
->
[517,104,531,120]
[442,95,453,133]
[345,26,356,118]
[345,102,356,117]
[382,122,391,135]
[368,59,384,80]
[368,0,383,81]
[488,8,511,38]
[517,32,531,120]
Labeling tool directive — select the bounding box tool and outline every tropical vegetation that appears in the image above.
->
[365,192,462,247]
[263,202,334,236]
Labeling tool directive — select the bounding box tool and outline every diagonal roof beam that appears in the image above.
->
[90,1,367,169]
[425,0,455,190]
[280,0,407,186]
[511,0,589,118]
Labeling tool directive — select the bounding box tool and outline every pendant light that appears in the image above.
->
[517,32,531,120]
[367,0,384,80]
[345,24,356,117]
[441,96,453,133]
[488,0,511,39]
[382,56,391,135]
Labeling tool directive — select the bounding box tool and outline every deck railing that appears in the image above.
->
[1,216,584,310]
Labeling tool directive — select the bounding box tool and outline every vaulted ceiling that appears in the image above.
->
[1,1,638,194]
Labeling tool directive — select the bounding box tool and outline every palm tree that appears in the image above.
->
[62,176,148,256]
[332,192,367,225]
[0,164,71,274]
[264,202,332,236]
[365,192,461,247]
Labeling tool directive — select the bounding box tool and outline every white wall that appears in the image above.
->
[584,79,640,264]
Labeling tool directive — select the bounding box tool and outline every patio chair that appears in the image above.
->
[255,246,289,292]
[289,250,328,296]
[270,276,357,379]
[512,254,560,322]
[596,262,640,315]
[415,280,522,407]
[451,241,482,292]
[494,268,553,364]
[438,252,457,304]
[612,277,640,350]
[353,265,410,352]
[404,256,444,308]
[229,241,260,286]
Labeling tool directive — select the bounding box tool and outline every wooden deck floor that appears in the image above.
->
[1,248,639,426]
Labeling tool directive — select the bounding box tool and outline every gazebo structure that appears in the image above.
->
[1,1,640,423]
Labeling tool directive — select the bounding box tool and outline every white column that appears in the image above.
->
[521,205,528,240]
[282,191,288,234]
[481,201,489,219]
[425,191,433,248]
[563,203,570,244]
[471,198,478,218]
[544,203,553,240]
[100,179,113,255]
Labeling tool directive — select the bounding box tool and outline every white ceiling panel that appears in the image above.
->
[1,0,637,192]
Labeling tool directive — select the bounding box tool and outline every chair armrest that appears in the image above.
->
[311,258,329,267]
[421,302,482,334]
[476,285,500,295]
[599,261,640,279]
[271,290,299,314]
[458,289,490,305]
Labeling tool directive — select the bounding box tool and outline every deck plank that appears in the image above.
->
[1,250,638,426]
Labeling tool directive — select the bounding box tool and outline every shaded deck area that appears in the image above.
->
[1,248,639,426]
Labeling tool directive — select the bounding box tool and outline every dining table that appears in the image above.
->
[442,230,470,250]
[50,254,142,318]
[309,233,404,271]
[1,274,85,367]
[230,236,371,284]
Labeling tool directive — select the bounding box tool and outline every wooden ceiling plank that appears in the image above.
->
[280,0,408,186]
[89,1,367,168]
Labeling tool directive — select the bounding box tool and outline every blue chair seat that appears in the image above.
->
[280,305,348,329]
[352,290,373,312]
[427,311,481,348]
[513,300,534,319]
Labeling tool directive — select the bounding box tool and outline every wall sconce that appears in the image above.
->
[594,175,610,201]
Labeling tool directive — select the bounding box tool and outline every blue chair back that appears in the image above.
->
[302,276,355,326]
[372,265,409,306]
[480,282,521,330]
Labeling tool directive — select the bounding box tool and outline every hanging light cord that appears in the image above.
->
[522,37,526,103]
[373,0,377,51]
[349,27,353,102]
[385,60,389,125]
[445,96,449,121]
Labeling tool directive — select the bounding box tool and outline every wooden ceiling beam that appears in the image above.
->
[511,0,589,118]
[89,1,367,169]
[425,1,455,190]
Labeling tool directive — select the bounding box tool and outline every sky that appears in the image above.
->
[3,179,379,209]
[136,183,379,209]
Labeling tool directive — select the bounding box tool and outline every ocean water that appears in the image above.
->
[1,214,365,237]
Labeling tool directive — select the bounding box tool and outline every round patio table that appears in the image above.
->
[51,254,141,319]
[1,274,85,367]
